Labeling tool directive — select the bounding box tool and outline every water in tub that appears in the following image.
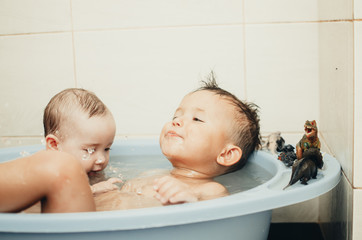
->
[91,154,273,211]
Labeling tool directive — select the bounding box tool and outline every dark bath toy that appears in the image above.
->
[284,147,324,190]
[278,144,297,167]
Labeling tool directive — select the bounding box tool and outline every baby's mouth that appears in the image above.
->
[88,170,101,177]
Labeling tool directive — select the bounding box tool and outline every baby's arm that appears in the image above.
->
[91,178,123,195]
[153,176,228,204]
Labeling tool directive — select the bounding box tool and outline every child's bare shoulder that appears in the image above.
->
[197,181,228,200]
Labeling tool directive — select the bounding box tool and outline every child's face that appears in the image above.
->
[159,90,235,176]
[57,111,116,175]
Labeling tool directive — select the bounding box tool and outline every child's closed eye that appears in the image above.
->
[193,117,204,122]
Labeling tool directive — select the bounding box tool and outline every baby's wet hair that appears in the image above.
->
[195,72,261,173]
[43,88,108,137]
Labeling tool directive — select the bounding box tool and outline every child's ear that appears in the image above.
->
[217,144,242,166]
[45,134,60,150]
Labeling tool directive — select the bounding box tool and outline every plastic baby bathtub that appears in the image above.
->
[0,138,341,240]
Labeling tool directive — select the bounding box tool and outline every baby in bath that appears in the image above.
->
[0,88,121,213]
[42,88,122,195]
[95,75,261,210]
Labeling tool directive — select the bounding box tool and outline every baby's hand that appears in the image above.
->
[91,177,122,195]
[153,176,198,204]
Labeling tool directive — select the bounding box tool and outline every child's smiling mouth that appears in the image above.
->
[166,130,182,138]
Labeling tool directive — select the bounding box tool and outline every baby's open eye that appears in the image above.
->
[105,148,111,152]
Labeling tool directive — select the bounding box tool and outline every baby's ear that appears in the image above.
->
[217,144,242,166]
[45,134,60,150]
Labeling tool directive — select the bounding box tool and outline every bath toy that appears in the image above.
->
[262,131,285,154]
[284,147,324,189]
[278,144,297,167]
[296,120,320,160]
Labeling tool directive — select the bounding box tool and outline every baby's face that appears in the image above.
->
[57,111,116,175]
[159,90,235,176]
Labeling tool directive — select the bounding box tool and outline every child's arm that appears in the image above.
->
[91,177,123,195]
[0,150,95,213]
[153,176,228,204]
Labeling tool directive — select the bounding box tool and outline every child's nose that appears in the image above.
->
[172,118,183,127]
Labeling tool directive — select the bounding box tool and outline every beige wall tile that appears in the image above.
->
[73,26,245,136]
[318,0,353,21]
[0,0,71,35]
[0,33,75,137]
[245,23,319,133]
[354,0,362,19]
[244,0,318,23]
[0,137,43,149]
[353,189,362,239]
[319,22,354,183]
[355,22,362,188]
[71,0,243,31]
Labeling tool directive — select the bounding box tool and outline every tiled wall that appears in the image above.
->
[318,0,361,240]
[0,1,359,239]
[353,0,362,239]
[0,0,319,145]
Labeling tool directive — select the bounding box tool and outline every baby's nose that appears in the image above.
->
[94,153,106,165]
[95,158,105,164]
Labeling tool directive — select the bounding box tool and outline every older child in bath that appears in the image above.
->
[95,77,260,210]
[0,88,121,213]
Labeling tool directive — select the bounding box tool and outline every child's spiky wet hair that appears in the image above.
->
[195,72,261,173]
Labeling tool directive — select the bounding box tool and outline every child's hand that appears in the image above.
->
[153,176,198,204]
[91,177,122,195]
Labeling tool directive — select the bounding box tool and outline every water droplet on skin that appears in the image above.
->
[20,150,30,157]
[95,159,103,164]
[87,148,95,154]
[82,148,95,161]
